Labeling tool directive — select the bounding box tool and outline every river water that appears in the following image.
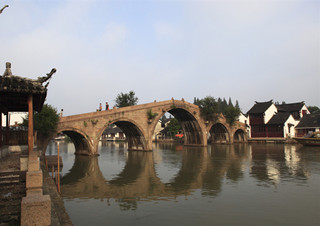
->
[46,142,320,226]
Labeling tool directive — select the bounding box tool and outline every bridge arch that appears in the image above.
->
[56,127,93,155]
[208,123,230,144]
[98,118,148,151]
[233,129,247,143]
[150,105,206,147]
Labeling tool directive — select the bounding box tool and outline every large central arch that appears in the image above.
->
[150,104,206,148]
[168,108,204,146]
[98,119,148,151]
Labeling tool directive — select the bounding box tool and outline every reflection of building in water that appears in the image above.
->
[285,145,299,172]
[250,144,312,185]
[266,159,280,184]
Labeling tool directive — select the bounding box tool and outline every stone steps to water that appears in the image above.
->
[0,171,26,225]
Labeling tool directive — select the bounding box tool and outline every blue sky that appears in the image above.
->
[1,0,319,116]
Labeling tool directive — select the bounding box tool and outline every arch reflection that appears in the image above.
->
[60,142,314,209]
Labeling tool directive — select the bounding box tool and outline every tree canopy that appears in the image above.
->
[308,106,320,114]
[194,96,241,125]
[22,104,60,138]
[167,118,181,135]
[115,91,138,108]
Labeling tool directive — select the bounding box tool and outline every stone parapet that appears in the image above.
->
[21,152,51,225]
[21,194,51,226]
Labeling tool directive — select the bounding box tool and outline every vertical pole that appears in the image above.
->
[28,94,34,154]
[57,142,60,193]
[0,112,2,147]
[5,113,9,144]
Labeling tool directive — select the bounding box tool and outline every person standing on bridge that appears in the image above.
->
[105,102,109,110]
[99,103,102,111]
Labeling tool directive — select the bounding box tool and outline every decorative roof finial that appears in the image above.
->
[3,62,12,77]
[0,5,9,14]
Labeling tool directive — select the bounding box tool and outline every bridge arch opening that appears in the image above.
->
[234,129,246,143]
[164,108,204,146]
[103,120,147,151]
[58,130,92,155]
[209,123,230,144]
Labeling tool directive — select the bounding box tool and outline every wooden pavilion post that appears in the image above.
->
[0,112,2,147]
[28,94,34,154]
[5,113,9,144]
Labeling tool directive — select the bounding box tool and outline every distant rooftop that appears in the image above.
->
[247,100,273,114]
[267,112,291,125]
[276,102,305,113]
[295,113,320,129]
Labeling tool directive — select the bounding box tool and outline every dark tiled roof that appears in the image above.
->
[0,75,47,112]
[267,112,291,125]
[103,127,123,134]
[295,113,320,128]
[247,100,273,114]
[276,102,305,112]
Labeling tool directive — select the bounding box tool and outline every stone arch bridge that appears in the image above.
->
[53,99,246,155]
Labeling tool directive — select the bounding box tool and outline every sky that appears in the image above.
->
[0,0,319,116]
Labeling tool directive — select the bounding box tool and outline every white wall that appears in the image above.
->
[264,104,278,124]
[238,113,250,137]
[284,115,299,138]
[300,105,310,118]
[1,112,27,127]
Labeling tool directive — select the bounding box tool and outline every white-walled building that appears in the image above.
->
[1,112,27,127]
[247,100,309,138]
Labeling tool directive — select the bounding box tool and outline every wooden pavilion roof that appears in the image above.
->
[0,63,55,113]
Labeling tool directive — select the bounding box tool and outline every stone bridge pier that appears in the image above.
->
[47,99,247,155]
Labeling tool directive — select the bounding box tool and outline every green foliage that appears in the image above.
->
[115,91,138,108]
[308,106,320,114]
[91,119,98,125]
[167,118,181,134]
[194,96,241,124]
[22,104,59,137]
[147,109,158,120]
[194,96,219,121]
[223,105,241,125]
[64,135,72,143]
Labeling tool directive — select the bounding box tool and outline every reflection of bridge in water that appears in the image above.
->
[60,144,311,206]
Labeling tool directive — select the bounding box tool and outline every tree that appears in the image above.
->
[167,118,181,135]
[235,100,240,110]
[22,104,60,138]
[223,105,241,126]
[308,106,320,114]
[115,91,138,108]
[195,96,219,121]
[228,97,233,107]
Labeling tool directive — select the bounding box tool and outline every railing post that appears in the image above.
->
[28,94,34,154]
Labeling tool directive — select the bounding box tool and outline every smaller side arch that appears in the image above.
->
[208,123,230,144]
[233,129,247,143]
[47,127,95,155]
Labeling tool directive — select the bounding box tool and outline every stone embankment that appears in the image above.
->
[0,146,73,225]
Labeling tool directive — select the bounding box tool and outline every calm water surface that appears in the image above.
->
[46,142,320,226]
